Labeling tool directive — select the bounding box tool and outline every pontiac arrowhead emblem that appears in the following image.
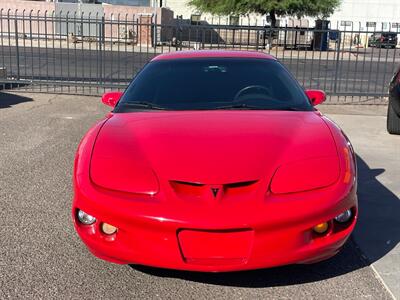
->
[211,188,219,198]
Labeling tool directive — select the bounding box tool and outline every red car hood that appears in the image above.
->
[90,111,338,194]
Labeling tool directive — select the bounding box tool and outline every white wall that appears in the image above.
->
[163,0,267,25]
[163,0,400,31]
[163,0,194,18]
[321,0,400,31]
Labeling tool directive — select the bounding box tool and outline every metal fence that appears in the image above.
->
[1,10,398,104]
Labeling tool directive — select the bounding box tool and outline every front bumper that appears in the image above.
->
[73,183,357,272]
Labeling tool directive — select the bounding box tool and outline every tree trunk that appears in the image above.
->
[269,10,277,28]
[266,10,277,49]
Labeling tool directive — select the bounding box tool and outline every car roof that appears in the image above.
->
[151,50,277,62]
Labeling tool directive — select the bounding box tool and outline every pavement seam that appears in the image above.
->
[370,264,397,300]
[350,227,397,300]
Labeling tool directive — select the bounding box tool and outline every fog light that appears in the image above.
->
[334,209,352,223]
[77,210,96,225]
[313,222,329,234]
[101,223,118,235]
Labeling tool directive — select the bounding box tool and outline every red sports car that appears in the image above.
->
[72,50,357,272]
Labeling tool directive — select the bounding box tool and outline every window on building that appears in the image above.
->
[382,23,388,30]
[229,16,240,26]
[392,23,400,29]
[366,22,377,28]
[190,14,201,25]
[340,21,352,27]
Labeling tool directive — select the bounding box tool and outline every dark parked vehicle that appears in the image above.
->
[388,67,400,134]
[368,32,398,48]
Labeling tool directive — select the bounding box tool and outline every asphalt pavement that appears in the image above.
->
[0,92,398,299]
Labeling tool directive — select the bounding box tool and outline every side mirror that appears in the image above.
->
[305,89,326,106]
[101,91,123,108]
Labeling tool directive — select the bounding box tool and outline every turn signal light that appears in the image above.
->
[313,222,329,234]
[101,223,118,235]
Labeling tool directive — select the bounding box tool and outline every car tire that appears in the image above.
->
[387,102,400,134]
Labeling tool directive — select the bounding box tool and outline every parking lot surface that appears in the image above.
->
[0,92,398,299]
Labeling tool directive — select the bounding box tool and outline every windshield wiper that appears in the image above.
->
[273,106,303,111]
[119,101,166,110]
[213,103,303,111]
[213,103,268,110]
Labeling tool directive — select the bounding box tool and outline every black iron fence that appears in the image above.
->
[1,10,399,104]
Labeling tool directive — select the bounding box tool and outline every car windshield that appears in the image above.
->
[115,58,313,112]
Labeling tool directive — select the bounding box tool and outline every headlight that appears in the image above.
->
[270,156,340,194]
[77,209,96,225]
[90,125,159,195]
[334,209,352,223]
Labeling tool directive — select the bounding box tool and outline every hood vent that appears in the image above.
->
[170,180,259,202]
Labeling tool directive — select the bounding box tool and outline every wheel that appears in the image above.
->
[387,102,400,134]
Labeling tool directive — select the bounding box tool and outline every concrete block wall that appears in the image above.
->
[0,0,174,46]
[0,0,55,36]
